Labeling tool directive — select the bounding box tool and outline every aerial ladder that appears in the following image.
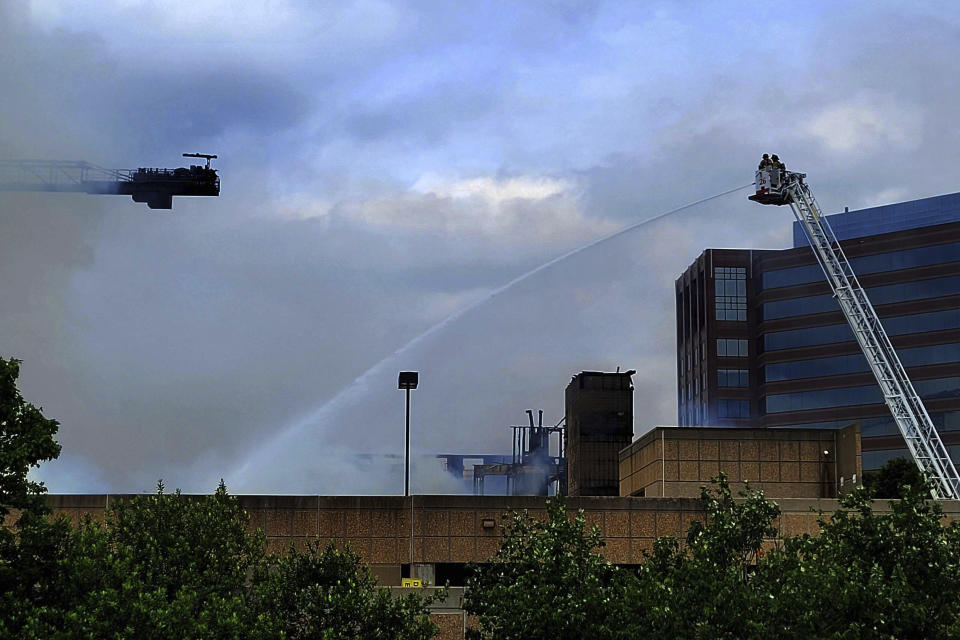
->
[0,153,220,210]
[751,162,960,499]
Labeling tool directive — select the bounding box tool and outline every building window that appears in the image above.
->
[718,399,750,418]
[765,376,960,413]
[763,309,960,352]
[762,273,960,321]
[760,240,960,291]
[714,266,747,321]
[717,338,748,357]
[718,369,749,387]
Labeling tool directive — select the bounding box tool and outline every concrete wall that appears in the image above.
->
[34,490,956,640]
[836,423,863,493]
[620,426,862,499]
[43,492,887,572]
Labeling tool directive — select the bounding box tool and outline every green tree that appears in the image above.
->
[0,357,61,521]
[863,457,923,499]
[632,474,780,639]
[0,357,67,638]
[9,480,440,640]
[758,481,960,640]
[250,540,440,640]
[464,496,635,640]
[19,480,264,639]
[460,472,960,640]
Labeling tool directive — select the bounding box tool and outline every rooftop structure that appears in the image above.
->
[793,191,960,247]
[620,425,861,498]
[565,370,635,496]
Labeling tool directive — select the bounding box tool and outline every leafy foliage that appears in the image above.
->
[631,474,780,639]
[467,474,960,640]
[0,357,65,637]
[12,481,264,638]
[863,456,923,499]
[758,483,960,639]
[464,496,635,640]
[250,540,441,640]
[3,482,440,640]
[0,357,60,521]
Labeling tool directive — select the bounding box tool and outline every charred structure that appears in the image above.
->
[565,370,635,496]
[472,410,566,496]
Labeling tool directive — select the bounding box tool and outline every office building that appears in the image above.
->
[676,191,960,470]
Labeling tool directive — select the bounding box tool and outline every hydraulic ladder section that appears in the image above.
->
[778,171,960,499]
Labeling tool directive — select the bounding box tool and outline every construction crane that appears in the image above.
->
[751,161,960,499]
[0,153,220,210]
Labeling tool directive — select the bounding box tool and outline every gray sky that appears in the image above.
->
[4,1,960,493]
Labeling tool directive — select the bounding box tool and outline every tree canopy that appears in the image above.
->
[464,497,634,640]
[466,474,960,640]
[5,481,442,639]
[0,357,60,522]
[864,456,923,499]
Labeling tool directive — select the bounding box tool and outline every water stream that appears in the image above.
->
[229,183,752,492]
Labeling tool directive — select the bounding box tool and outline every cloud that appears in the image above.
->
[329,173,617,247]
[6,1,960,495]
[111,69,311,157]
[806,96,923,154]
[27,0,413,67]
[412,174,570,202]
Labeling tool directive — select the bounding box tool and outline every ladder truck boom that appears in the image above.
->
[0,154,220,210]
[750,162,960,499]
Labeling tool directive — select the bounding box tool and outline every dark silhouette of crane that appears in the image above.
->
[0,153,220,210]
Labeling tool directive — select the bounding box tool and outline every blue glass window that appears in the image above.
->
[718,399,750,418]
[763,309,960,351]
[718,369,749,387]
[762,241,960,290]
[771,412,960,438]
[717,339,748,357]
[762,274,960,320]
[765,377,960,413]
[764,323,855,351]
[798,194,960,248]
[862,450,913,471]
[715,267,747,321]
[938,411,960,431]
[762,264,823,291]
[762,343,960,382]
[862,447,960,472]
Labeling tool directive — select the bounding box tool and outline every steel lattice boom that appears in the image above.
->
[0,154,219,210]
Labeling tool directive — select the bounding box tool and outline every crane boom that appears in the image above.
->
[0,155,220,210]
[751,166,960,499]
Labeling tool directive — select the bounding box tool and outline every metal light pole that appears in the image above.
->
[398,371,418,497]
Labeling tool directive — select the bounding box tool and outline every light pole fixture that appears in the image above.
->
[398,371,418,497]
